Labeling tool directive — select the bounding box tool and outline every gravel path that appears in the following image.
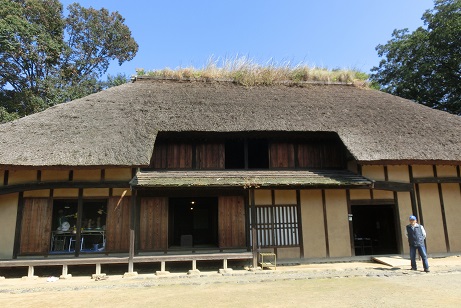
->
[1,256,461,307]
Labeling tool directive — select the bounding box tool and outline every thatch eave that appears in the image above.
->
[130,170,373,189]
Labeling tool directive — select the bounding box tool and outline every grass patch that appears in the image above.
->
[135,57,370,87]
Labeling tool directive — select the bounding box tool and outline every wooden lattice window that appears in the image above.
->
[250,205,299,247]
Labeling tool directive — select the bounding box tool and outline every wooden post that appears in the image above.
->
[128,188,137,274]
[250,189,258,269]
[252,228,257,269]
[128,230,135,273]
[62,264,68,276]
[13,192,24,259]
[28,265,34,278]
[95,263,101,275]
[192,260,196,271]
[75,189,84,257]
[223,258,228,270]
[161,261,166,272]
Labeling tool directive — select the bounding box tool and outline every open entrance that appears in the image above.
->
[169,197,218,248]
[352,204,399,255]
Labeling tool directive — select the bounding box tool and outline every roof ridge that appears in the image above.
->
[131,75,357,86]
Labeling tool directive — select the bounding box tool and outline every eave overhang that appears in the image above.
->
[130,170,373,189]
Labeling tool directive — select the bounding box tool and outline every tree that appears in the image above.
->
[0,0,138,122]
[370,0,461,115]
[102,73,131,88]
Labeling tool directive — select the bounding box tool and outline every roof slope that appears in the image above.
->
[1,78,461,167]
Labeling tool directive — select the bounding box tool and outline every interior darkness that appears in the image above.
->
[248,139,269,169]
[81,201,107,251]
[51,200,107,253]
[225,139,245,169]
[352,205,398,255]
[169,197,218,247]
[52,200,78,231]
[81,201,107,230]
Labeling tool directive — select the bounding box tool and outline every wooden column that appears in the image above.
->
[434,166,450,253]
[296,190,304,258]
[13,192,24,259]
[128,189,137,273]
[250,189,257,269]
[322,189,330,258]
[75,189,83,257]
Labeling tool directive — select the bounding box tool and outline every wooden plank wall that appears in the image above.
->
[151,143,193,169]
[20,198,52,254]
[150,142,168,169]
[105,196,131,252]
[152,140,345,170]
[168,143,193,168]
[196,143,225,169]
[218,196,246,248]
[139,197,168,250]
[270,143,295,168]
[298,142,344,168]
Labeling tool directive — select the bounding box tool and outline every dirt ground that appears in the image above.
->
[1,256,461,307]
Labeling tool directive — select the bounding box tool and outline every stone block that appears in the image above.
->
[123,272,139,278]
[59,274,72,279]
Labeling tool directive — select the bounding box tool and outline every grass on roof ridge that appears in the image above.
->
[135,57,370,87]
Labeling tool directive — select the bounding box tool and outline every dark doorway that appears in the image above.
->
[352,204,399,255]
[248,139,269,169]
[169,197,218,248]
[225,139,245,169]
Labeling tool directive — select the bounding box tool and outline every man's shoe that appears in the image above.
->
[411,268,417,271]
[424,269,430,273]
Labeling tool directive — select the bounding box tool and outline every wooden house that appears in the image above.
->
[1,77,461,266]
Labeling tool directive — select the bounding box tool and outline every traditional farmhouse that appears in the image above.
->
[1,76,461,273]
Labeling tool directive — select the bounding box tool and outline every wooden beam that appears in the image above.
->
[0,181,129,195]
[373,181,413,192]
[412,177,461,184]
[350,199,395,206]
[0,252,253,268]
[358,160,461,166]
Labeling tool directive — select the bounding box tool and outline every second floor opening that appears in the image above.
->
[148,131,351,171]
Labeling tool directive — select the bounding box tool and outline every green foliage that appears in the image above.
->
[371,0,461,115]
[103,73,130,88]
[0,107,20,123]
[0,0,138,123]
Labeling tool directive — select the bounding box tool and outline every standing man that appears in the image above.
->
[406,215,430,272]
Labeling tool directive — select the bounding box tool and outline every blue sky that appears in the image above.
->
[60,0,434,78]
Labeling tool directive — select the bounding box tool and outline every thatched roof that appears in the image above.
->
[1,78,461,167]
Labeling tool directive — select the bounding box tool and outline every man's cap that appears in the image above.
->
[409,215,417,220]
